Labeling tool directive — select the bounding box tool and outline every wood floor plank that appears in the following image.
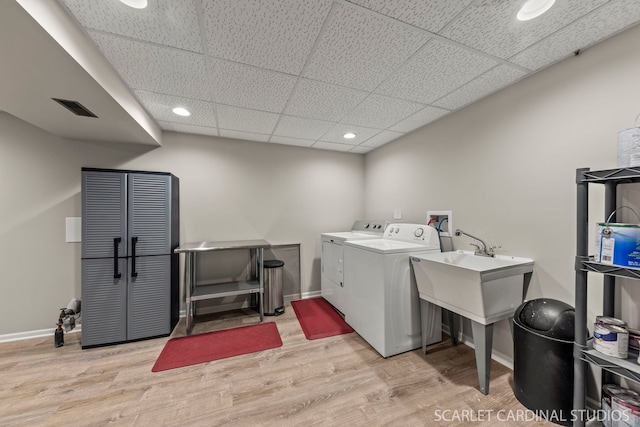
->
[0,303,557,426]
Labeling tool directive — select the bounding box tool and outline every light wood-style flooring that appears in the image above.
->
[0,303,555,426]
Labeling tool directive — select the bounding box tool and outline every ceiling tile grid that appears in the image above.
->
[361,130,405,148]
[283,78,369,122]
[375,39,499,104]
[301,2,432,91]
[160,121,218,137]
[61,0,203,53]
[220,129,271,142]
[349,145,375,154]
[440,0,608,60]
[200,0,334,74]
[272,116,335,140]
[433,64,527,111]
[135,91,217,128]
[389,106,450,133]
[320,123,382,145]
[312,141,355,152]
[88,31,210,100]
[216,105,280,135]
[56,0,640,153]
[510,0,640,71]
[269,135,316,148]
[206,59,297,113]
[340,94,425,129]
[347,0,474,33]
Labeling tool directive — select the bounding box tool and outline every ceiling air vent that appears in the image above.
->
[52,98,98,118]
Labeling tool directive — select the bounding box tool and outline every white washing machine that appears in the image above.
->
[321,220,388,314]
[343,223,442,358]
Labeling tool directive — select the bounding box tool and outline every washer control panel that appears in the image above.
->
[384,223,434,242]
[351,220,389,234]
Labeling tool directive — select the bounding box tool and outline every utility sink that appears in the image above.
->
[411,250,534,395]
[410,250,534,325]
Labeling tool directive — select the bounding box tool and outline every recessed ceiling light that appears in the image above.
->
[172,107,191,117]
[517,0,555,21]
[119,0,148,9]
[343,132,356,139]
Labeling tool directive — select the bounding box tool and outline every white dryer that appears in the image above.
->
[343,223,442,358]
[321,220,388,314]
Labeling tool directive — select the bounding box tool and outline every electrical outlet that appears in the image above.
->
[394,208,402,220]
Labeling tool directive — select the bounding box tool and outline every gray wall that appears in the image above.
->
[0,118,364,335]
[364,24,640,363]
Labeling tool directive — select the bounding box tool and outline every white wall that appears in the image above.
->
[0,117,364,335]
[364,24,640,362]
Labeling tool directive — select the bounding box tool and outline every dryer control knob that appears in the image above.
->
[414,228,424,237]
[364,223,370,228]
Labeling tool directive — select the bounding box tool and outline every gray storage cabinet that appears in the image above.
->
[81,168,179,348]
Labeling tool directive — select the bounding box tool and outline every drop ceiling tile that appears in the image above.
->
[61,0,202,52]
[376,39,497,104]
[283,79,369,122]
[340,94,424,129]
[135,91,216,127]
[440,0,607,59]
[89,31,210,100]
[159,121,218,137]
[217,105,279,135]
[273,116,335,140]
[361,130,404,148]
[389,106,449,133]
[207,59,297,113]
[320,123,381,145]
[347,0,474,33]
[269,135,315,148]
[312,141,355,152]
[510,1,640,71]
[201,0,333,74]
[303,2,431,91]
[433,65,527,110]
[220,129,271,142]
[349,145,374,154]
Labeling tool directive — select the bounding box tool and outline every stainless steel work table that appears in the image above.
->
[175,239,270,335]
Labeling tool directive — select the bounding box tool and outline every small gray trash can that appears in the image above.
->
[263,260,285,316]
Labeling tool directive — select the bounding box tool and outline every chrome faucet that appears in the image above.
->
[455,229,495,257]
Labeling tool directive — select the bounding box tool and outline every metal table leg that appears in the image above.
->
[258,248,264,322]
[185,252,195,335]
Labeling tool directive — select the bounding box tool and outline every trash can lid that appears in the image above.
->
[516,298,575,340]
[264,260,284,268]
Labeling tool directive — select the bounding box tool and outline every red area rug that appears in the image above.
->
[291,297,354,340]
[152,322,282,372]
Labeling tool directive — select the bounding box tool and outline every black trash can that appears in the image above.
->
[263,260,285,316]
[513,298,575,426]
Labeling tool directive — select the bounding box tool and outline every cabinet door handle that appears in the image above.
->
[113,238,122,279]
[131,237,138,277]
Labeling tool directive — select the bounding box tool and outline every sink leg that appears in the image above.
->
[448,310,458,346]
[471,321,493,395]
[420,299,442,354]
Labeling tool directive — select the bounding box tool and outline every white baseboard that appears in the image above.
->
[300,290,321,299]
[0,327,81,344]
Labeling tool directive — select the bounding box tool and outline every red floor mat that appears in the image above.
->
[291,297,354,340]
[152,322,282,372]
